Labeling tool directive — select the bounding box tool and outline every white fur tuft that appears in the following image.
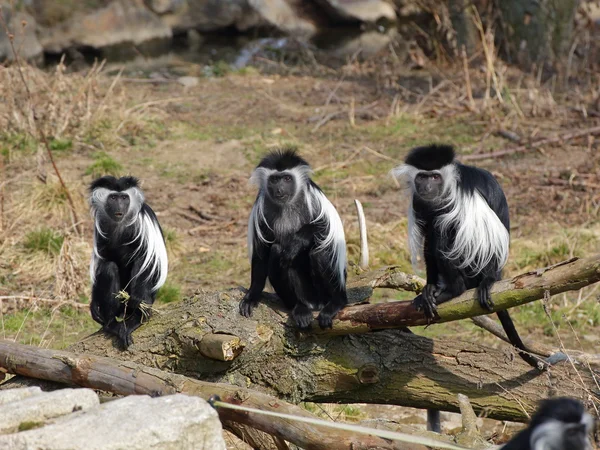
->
[309,186,347,286]
[436,167,509,273]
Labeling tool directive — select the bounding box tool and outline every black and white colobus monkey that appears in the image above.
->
[502,397,595,450]
[89,176,168,348]
[239,149,348,329]
[393,144,541,368]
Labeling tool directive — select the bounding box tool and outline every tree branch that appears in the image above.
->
[322,255,600,335]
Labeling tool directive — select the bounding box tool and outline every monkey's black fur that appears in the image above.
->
[240,150,347,330]
[502,398,594,449]
[90,176,167,349]
[405,144,456,170]
[398,145,543,369]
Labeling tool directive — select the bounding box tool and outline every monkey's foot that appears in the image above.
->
[413,294,437,322]
[239,294,259,317]
[291,304,313,330]
[477,287,495,311]
[317,304,340,329]
[413,284,440,319]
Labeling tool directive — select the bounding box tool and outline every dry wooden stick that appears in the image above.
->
[0,341,429,450]
[464,126,600,161]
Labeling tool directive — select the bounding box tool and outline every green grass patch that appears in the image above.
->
[0,132,37,161]
[23,228,64,256]
[48,138,73,152]
[156,282,181,304]
[85,151,123,177]
[1,307,96,348]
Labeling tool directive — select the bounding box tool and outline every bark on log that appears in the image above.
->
[56,259,600,423]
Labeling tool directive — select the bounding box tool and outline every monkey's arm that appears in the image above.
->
[90,259,121,326]
[239,244,271,317]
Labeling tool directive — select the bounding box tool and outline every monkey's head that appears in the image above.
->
[527,398,595,450]
[251,149,311,206]
[392,144,457,204]
[90,176,144,225]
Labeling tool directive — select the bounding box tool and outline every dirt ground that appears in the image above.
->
[0,48,599,445]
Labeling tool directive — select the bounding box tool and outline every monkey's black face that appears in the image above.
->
[414,171,444,202]
[267,173,296,204]
[105,192,130,222]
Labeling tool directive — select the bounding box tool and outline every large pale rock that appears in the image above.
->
[0,4,43,61]
[0,393,226,450]
[0,387,42,406]
[0,388,99,434]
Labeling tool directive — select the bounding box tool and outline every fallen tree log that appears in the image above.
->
[0,341,431,450]
[3,257,600,424]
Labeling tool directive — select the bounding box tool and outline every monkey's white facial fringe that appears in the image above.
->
[391,164,424,269]
[436,167,509,274]
[89,187,167,292]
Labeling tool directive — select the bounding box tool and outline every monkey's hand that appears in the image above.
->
[239,292,259,317]
[291,304,314,330]
[413,284,440,319]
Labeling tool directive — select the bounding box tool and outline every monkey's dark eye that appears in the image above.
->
[431,174,441,181]
[268,177,276,184]
[109,194,117,200]
[121,195,128,200]
[283,175,292,183]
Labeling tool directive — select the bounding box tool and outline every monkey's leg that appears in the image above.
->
[309,249,347,329]
[478,276,544,369]
[239,246,271,317]
[90,260,121,326]
[269,245,315,329]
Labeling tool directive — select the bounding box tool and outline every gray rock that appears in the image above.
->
[162,0,263,33]
[37,0,172,53]
[0,387,42,406]
[0,4,43,62]
[0,388,99,435]
[249,0,317,35]
[0,393,226,450]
